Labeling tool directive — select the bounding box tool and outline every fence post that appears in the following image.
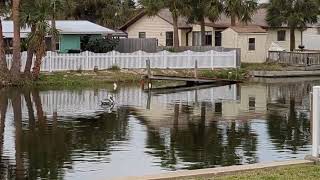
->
[194,60,198,79]
[211,50,214,70]
[48,51,52,72]
[85,51,89,70]
[312,86,320,158]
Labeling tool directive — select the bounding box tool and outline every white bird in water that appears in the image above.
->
[101,95,115,107]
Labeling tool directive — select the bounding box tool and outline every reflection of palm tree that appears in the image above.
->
[144,103,258,169]
[267,96,310,152]
[11,90,24,180]
[0,89,8,179]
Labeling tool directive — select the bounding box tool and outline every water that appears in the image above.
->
[0,79,316,180]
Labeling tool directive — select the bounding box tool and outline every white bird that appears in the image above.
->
[113,82,118,91]
[101,95,115,107]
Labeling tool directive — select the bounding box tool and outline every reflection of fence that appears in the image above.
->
[6,50,237,72]
[268,51,320,66]
[7,85,238,118]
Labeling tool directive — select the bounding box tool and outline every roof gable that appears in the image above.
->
[229,26,267,33]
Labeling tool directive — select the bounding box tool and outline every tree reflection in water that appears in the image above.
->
[144,102,258,170]
[0,88,131,179]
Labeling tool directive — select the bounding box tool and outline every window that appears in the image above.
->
[205,31,212,46]
[249,97,256,111]
[192,32,201,46]
[166,31,173,46]
[215,31,222,46]
[277,30,286,41]
[139,32,146,38]
[249,38,255,51]
[192,31,213,46]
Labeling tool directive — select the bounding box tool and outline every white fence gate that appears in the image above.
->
[6,50,237,72]
[312,86,320,157]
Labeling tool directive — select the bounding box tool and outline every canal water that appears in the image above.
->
[0,78,317,180]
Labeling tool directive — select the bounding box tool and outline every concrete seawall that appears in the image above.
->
[113,160,312,180]
[250,71,320,78]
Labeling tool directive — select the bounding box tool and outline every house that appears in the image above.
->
[120,8,318,63]
[2,20,115,53]
[222,26,268,63]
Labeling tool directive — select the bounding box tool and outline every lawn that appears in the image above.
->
[186,164,320,180]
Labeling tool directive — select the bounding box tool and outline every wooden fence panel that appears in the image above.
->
[268,51,320,66]
[115,38,158,53]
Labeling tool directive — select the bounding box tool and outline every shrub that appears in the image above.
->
[108,65,120,71]
[84,37,119,53]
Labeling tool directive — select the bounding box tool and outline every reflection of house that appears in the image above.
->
[120,8,320,63]
[222,84,268,119]
[2,20,115,53]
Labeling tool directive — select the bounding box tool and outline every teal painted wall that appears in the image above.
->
[59,35,81,53]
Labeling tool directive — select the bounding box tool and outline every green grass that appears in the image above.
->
[185,164,320,180]
[31,71,141,88]
[241,63,285,71]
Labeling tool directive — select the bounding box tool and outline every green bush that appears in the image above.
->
[84,37,119,53]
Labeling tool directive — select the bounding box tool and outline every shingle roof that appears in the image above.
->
[229,25,267,33]
[120,8,319,30]
[2,20,115,38]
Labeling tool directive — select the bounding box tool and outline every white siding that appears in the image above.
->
[266,29,302,51]
[222,28,267,63]
[303,28,320,50]
[126,15,177,46]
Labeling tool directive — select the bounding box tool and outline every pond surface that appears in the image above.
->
[0,78,317,180]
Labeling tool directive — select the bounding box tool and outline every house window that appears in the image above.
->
[277,30,286,41]
[166,31,173,46]
[205,31,212,46]
[192,32,201,46]
[139,32,146,38]
[215,31,222,46]
[192,31,213,46]
[249,38,255,51]
[249,97,256,111]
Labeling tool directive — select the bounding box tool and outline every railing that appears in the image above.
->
[268,51,320,66]
[6,50,238,72]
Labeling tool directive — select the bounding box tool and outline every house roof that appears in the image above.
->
[229,26,267,33]
[2,20,115,38]
[120,9,191,30]
[120,8,318,31]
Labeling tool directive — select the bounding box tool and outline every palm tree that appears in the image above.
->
[10,0,21,80]
[223,0,258,26]
[267,0,319,51]
[0,0,9,75]
[186,0,223,46]
[139,0,186,48]
[21,0,53,80]
[49,0,63,52]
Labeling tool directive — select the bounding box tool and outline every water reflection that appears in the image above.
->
[0,80,316,179]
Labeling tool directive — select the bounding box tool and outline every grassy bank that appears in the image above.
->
[186,164,320,180]
[1,63,285,88]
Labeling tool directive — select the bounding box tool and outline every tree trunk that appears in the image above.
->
[10,0,21,80]
[51,14,57,51]
[290,28,295,51]
[200,17,206,46]
[172,13,180,48]
[32,51,43,80]
[231,14,236,26]
[0,19,8,74]
[24,25,36,76]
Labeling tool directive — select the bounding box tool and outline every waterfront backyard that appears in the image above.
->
[0,78,315,179]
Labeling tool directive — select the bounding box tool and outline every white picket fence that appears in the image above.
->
[5,50,237,72]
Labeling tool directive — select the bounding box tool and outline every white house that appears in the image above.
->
[120,8,319,63]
